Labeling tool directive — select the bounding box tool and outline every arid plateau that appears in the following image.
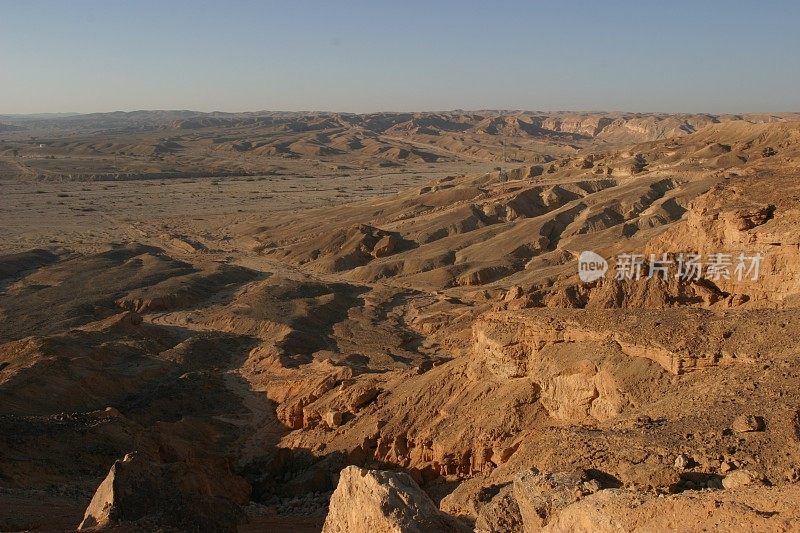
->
[2,110,800,532]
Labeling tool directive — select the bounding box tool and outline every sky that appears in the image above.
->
[1,0,799,114]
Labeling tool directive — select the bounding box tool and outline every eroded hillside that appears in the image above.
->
[3,110,799,182]
[2,118,800,531]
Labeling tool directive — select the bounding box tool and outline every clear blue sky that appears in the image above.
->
[1,0,798,114]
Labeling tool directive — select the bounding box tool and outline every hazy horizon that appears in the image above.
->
[3,108,800,118]
[2,0,799,115]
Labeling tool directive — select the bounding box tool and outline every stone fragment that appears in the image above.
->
[732,415,764,433]
[324,409,344,428]
[722,470,763,490]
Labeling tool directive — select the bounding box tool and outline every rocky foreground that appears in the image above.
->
[2,118,800,531]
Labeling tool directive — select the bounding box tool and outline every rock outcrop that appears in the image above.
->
[513,469,602,531]
[442,469,605,532]
[322,466,471,533]
[543,485,800,532]
[78,452,250,532]
[472,308,800,377]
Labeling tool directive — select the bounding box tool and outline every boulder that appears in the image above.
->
[513,469,601,531]
[732,414,764,433]
[372,234,400,258]
[722,470,763,490]
[322,466,470,533]
[78,452,249,532]
[324,409,344,428]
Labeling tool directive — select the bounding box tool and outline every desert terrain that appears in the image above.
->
[2,110,800,532]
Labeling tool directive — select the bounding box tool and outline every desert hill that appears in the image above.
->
[3,111,800,182]
[2,116,800,531]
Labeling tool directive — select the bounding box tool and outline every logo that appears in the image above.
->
[577,251,762,283]
[578,250,608,283]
